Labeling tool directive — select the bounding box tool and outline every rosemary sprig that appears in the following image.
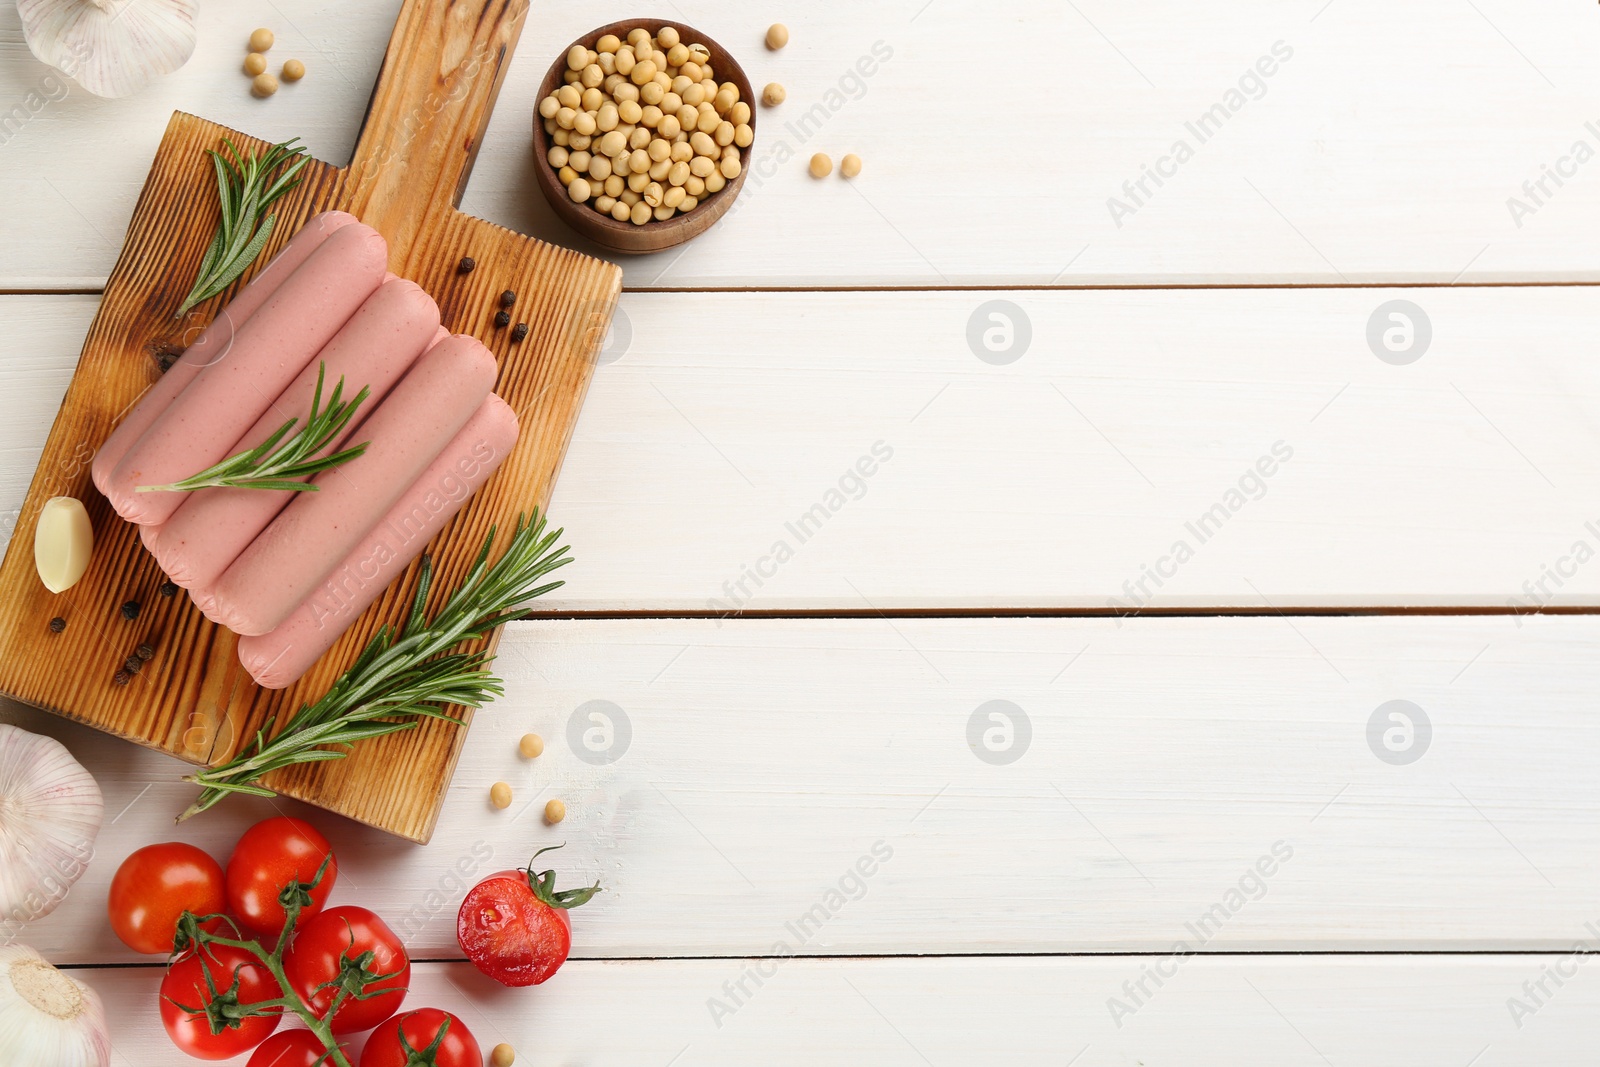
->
[177,513,572,820]
[136,362,371,493]
[176,137,310,318]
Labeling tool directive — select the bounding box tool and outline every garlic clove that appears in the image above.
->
[0,725,102,935]
[34,496,92,594]
[17,0,199,100]
[0,944,112,1067]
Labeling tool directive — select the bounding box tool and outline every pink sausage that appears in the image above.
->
[204,335,499,636]
[143,320,452,561]
[104,223,389,527]
[237,394,519,688]
[153,279,442,590]
[91,212,358,497]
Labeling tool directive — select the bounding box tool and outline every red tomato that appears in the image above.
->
[246,1030,348,1067]
[226,817,338,937]
[284,906,410,1034]
[359,1009,479,1067]
[159,943,282,1060]
[108,842,225,954]
[457,847,602,987]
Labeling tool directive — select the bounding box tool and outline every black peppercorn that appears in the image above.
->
[136,644,154,661]
[121,600,141,620]
[48,616,65,633]
[494,310,511,328]
[112,670,131,687]
[511,323,529,342]
[159,581,178,598]
[458,256,477,274]
[123,655,143,674]
[500,290,516,308]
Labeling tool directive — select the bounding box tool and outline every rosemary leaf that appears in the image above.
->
[136,362,371,494]
[177,137,309,318]
[177,513,572,821]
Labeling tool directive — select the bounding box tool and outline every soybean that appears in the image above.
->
[540,26,747,223]
[809,152,832,178]
[765,23,789,50]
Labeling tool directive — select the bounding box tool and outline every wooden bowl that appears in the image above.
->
[532,20,755,255]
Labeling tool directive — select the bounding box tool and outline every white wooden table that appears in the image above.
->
[4,0,1599,1062]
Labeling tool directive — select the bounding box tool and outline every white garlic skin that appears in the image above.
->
[0,945,111,1067]
[0,724,101,932]
[17,0,199,100]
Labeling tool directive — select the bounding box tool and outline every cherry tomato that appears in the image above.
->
[246,1030,348,1067]
[159,942,282,1060]
[284,906,410,1034]
[226,816,338,937]
[457,848,601,987]
[360,1009,479,1067]
[108,842,225,954]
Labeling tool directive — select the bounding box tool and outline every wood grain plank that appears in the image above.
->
[13,615,1600,965]
[68,955,1600,1065]
[10,286,1600,611]
[2,0,1598,289]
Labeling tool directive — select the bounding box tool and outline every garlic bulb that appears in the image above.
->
[0,945,111,1067]
[17,0,199,100]
[0,724,101,933]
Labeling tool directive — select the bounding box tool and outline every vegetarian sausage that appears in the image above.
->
[237,393,519,688]
[104,222,389,526]
[203,335,499,636]
[91,211,358,498]
[152,279,443,590]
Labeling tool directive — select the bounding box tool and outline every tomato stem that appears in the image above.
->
[172,857,355,1067]
[519,843,604,910]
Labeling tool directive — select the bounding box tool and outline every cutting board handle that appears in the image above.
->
[343,0,531,266]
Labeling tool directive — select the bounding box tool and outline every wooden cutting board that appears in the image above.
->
[0,0,620,843]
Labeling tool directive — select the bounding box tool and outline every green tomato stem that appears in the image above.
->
[177,859,353,1067]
